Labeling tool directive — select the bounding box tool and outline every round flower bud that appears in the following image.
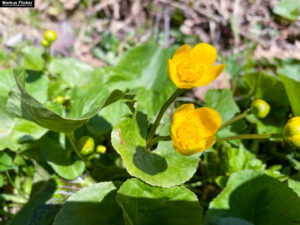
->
[283,117,300,148]
[55,96,65,104]
[251,99,270,119]
[44,30,57,42]
[78,136,95,155]
[40,39,50,48]
[96,145,107,154]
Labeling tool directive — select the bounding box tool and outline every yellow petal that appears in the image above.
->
[195,107,222,136]
[167,59,180,88]
[204,135,216,150]
[171,104,195,137]
[172,44,191,66]
[194,64,225,87]
[190,43,217,67]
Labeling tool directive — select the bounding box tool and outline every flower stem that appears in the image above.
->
[146,88,184,144]
[220,109,251,130]
[217,133,282,142]
[66,132,87,164]
[147,135,171,148]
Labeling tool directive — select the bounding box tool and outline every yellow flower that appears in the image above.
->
[167,43,225,89]
[283,117,300,148]
[171,104,222,155]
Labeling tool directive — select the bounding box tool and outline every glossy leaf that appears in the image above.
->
[205,88,246,137]
[117,178,203,225]
[8,179,60,225]
[273,0,300,21]
[38,137,85,180]
[53,182,124,225]
[22,46,45,71]
[107,43,177,118]
[48,58,94,88]
[0,69,47,151]
[7,69,128,133]
[206,170,300,225]
[111,112,200,187]
[278,73,300,116]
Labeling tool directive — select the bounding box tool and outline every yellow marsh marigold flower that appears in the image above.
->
[283,117,300,148]
[167,43,225,89]
[171,104,222,155]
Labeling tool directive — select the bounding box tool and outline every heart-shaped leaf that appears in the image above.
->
[107,43,177,118]
[0,69,47,151]
[53,182,124,225]
[117,178,203,225]
[206,170,300,225]
[111,112,200,187]
[7,69,128,133]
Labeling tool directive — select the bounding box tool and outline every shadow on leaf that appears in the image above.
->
[133,146,168,175]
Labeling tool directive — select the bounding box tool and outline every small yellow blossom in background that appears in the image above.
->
[171,104,222,155]
[283,117,300,148]
[167,43,225,89]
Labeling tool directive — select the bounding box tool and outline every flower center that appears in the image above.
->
[177,58,207,83]
[176,117,204,149]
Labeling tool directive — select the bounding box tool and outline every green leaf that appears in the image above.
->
[244,72,289,106]
[117,178,203,225]
[217,143,265,175]
[0,70,47,151]
[205,89,246,137]
[8,179,60,225]
[288,179,300,197]
[53,182,124,225]
[111,112,200,187]
[206,170,300,225]
[273,0,300,21]
[87,100,132,136]
[22,46,45,71]
[278,73,300,116]
[107,43,176,118]
[7,69,128,133]
[0,151,12,171]
[217,217,254,225]
[38,137,85,180]
[0,174,3,187]
[205,89,240,124]
[48,58,94,88]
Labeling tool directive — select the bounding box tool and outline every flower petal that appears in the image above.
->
[195,107,222,135]
[190,43,217,67]
[171,104,195,137]
[171,44,191,66]
[204,135,216,150]
[194,64,225,87]
[167,59,180,88]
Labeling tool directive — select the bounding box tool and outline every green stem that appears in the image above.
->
[146,88,184,144]
[5,171,28,200]
[66,132,87,163]
[217,133,283,142]
[220,109,250,130]
[147,135,171,148]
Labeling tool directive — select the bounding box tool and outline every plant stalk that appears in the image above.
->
[217,133,282,142]
[220,109,251,130]
[146,88,184,144]
[66,132,87,164]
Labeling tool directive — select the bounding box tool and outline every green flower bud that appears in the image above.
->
[251,99,270,119]
[78,136,95,155]
[283,117,300,148]
[55,96,65,104]
[40,39,50,48]
[96,145,106,154]
[44,30,57,42]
